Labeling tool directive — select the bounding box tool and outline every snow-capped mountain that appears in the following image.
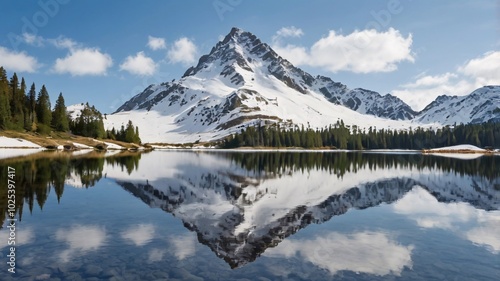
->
[416,86,500,125]
[107,27,418,143]
[107,27,499,143]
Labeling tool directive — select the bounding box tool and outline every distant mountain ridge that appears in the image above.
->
[416,86,500,125]
[107,27,499,143]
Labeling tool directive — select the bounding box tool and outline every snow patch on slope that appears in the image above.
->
[0,136,42,148]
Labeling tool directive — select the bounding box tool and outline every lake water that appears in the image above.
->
[1,150,499,280]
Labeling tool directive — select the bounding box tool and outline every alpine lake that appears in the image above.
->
[0,150,499,281]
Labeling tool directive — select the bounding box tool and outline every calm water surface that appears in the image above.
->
[0,150,499,280]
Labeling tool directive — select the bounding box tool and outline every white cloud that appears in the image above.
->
[459,51,500,86]
[310,28,414,73]
[49,36,78,50]
[272,44,310,66]
[0,46,40,72]
[55,225,107,263]
[272,28,414,74]
[274,26,304,40]
[53,47,113,76]
[170,234,196,260]
[167,37,197,65]
[392,51,500,111]
[21,33,44,47]
[120,51,157,76]
[147,36,166,50]
[121,223,155,246]
[403,72,458,88]
[265,231,413,276]
[392,77,474,111]
[20,34,77,50]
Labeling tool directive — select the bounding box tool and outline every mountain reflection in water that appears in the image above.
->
[0,150,499,279]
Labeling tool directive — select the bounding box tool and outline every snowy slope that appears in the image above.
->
[66,103,86,120]
[0,136,42,148]
[416,86,500,125]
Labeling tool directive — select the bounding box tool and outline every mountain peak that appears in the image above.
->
[227,26,245,38]
[181,26,282,81]
[222,27,255,44]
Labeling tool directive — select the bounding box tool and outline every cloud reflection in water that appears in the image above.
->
[55,224,107,262]
[394,186,500,254]
[120,223,156,246]
[264,231,413,276]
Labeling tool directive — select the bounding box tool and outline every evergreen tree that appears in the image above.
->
[70,103,105,138]
[51,93,69,131]
[0,67,11,129]
[134,126,141,144]
[125,120,136,143]
[26,83,37,131]
[36,85,52,133]
[0,91,10,129]
[9,73,25,129]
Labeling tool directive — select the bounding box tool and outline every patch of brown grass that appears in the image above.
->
[0,130,140,150]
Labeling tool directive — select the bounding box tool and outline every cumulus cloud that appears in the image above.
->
[120,51,157,76]
[272,28,414,74]
[55,224,107,263]
[121,224,155,246]
[392,51,500,111]
[392,75,474,111]
[459,51,500,86]
[147,36,166,50]
[0,46,40,72]
[265,231,414,276]
[167,37,197,65]
[53,47,113,76]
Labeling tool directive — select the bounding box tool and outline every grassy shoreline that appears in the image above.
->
[0,130,148,150]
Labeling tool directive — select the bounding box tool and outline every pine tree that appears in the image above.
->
[125,120,136,143]
[36,85,52,133]
[134,126,141,144]
[0,67,11,129]
[27,83,37,131]
[70,103,105,138]
[9,73,25,129]
[51,93,69,131]
[0,91,10,129]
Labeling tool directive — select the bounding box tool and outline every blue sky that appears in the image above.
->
[1,0,499,113]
